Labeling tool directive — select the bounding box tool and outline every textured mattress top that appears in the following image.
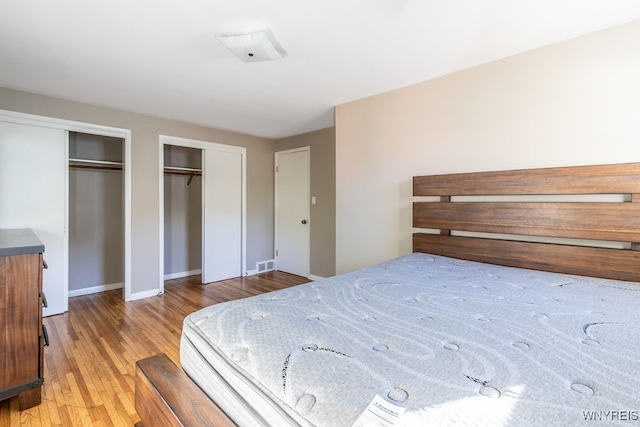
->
[182,253,640,426]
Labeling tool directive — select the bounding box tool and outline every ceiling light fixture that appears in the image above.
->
[216,30,286,63]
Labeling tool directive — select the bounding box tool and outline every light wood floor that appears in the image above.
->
[0,272,309,427]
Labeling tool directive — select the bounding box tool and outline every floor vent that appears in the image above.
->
[257,260,275,273]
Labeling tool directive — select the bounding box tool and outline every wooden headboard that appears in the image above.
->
[413,162,640,282]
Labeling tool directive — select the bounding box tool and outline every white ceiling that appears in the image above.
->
[1,1,639,139]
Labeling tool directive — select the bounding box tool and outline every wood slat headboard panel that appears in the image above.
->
[413,234,640,282]
[412,162,640,282]
[414,162,640,196]
[413,202,640,242]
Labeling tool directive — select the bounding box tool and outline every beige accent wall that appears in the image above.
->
[275,127,336,277]
[0,87,275,296]
[335,20,640,274]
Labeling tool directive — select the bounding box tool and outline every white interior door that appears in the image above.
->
[275,147,310,277]
[0,122,67,315]
[202,147,243,283]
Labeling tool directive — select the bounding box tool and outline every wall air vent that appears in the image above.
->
[257,260,275,273]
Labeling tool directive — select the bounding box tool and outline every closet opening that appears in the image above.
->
[68,132,124,298]
[163,145,203,284]
[159,134,246,293]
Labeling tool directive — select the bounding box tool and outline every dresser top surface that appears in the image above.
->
[0,229,45,257]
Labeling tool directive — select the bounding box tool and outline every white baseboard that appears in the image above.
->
[128,288,163,301]
[68,282,123,298]
[164,269,202,280]
[308,274,325,281]
[245,269,258,276]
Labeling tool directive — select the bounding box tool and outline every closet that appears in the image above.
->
[159,135,245,290]
[163,145,202,280]
[68,132,124,296]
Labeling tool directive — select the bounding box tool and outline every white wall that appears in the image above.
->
[335,20,640,274]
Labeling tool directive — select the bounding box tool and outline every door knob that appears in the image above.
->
[301,219,307,224]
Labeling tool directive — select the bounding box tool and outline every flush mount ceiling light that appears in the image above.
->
[216,30,286,62]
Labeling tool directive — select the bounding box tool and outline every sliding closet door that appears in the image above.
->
[202,148,242,283]
[0,122,67,315]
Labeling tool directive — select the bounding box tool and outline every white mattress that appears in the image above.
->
[181,253,640,426]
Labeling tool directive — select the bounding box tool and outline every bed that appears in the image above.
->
[135,162,640,427]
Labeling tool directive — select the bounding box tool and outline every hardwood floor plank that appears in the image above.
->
[0,271,308,426]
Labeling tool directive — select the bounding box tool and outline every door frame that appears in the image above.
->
[158,135,246,292]
[274,146,310,277]
[0,109,132,307]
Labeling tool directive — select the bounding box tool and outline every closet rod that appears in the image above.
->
[69,164,123,171]
[163,170,202,177]
[69,158,123,166]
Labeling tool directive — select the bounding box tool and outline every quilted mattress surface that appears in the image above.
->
[181,253,640,426]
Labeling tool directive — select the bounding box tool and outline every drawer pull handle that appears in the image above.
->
[43,259,48,269]
[42,325,50,347]
[40,292,48,308]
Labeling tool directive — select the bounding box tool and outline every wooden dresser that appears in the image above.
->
[0,229,47,410]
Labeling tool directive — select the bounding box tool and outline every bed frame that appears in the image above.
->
[135,162,640,426]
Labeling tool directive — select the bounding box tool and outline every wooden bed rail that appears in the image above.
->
[135,354,235,427]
